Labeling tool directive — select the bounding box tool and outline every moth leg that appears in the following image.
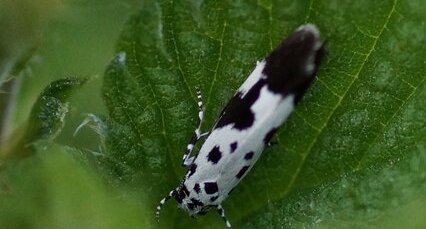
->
[267,139,278,147]
[155,189,176,220]
[182,87,209,167]
[217,204,232,229]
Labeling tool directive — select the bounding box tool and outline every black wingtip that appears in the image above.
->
[262,24,325,102]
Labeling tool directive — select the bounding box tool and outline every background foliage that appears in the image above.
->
[0,0,425,228]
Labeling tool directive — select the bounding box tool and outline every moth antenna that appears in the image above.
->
[217,205,232,228]
[155,190,175,221]
[182,86,208,167]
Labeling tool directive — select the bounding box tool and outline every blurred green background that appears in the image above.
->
[0,1,148,227]
[1,0,139,150]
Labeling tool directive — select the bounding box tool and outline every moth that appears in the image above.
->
[156,24,325,228]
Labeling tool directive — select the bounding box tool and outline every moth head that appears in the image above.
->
[263,23,326,103]
[174,184,210,216]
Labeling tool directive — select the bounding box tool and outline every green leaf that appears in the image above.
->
[1,77,86,158]
[0,144,151,229]
[102,0,425,228]
[28,77,87,139]
[242,149,426,228]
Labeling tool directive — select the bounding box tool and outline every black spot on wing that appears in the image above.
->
[207,146,222,164]
[187,202,195,210]
[210,196,219,202]
[263,128,277,144]
[193,183,200,193]
[187,163,197,178]
[191,198,204,207]
[175,185,189,203]
[236,166,250,179]
[263,26,325,103]
[244,151,254,160]
[230,142,238,153]
[175,194,182,204]
[214,80,266,130]
[204,182,219,194]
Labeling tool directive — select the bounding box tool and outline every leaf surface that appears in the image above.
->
[1,77,86,158]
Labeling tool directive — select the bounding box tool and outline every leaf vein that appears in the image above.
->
[206,20,228,110]
[131,41,176,177]
[316,76,343,98]
[354,75,426,170]
[294,110,321,131]
[304,0,315,23]
[168,0,196,103]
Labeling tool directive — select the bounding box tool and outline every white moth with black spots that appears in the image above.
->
[156,24,325,228]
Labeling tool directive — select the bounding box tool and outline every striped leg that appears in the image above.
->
[155,190,176,220]
[217,205,232,229]
[182,87,209,167]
